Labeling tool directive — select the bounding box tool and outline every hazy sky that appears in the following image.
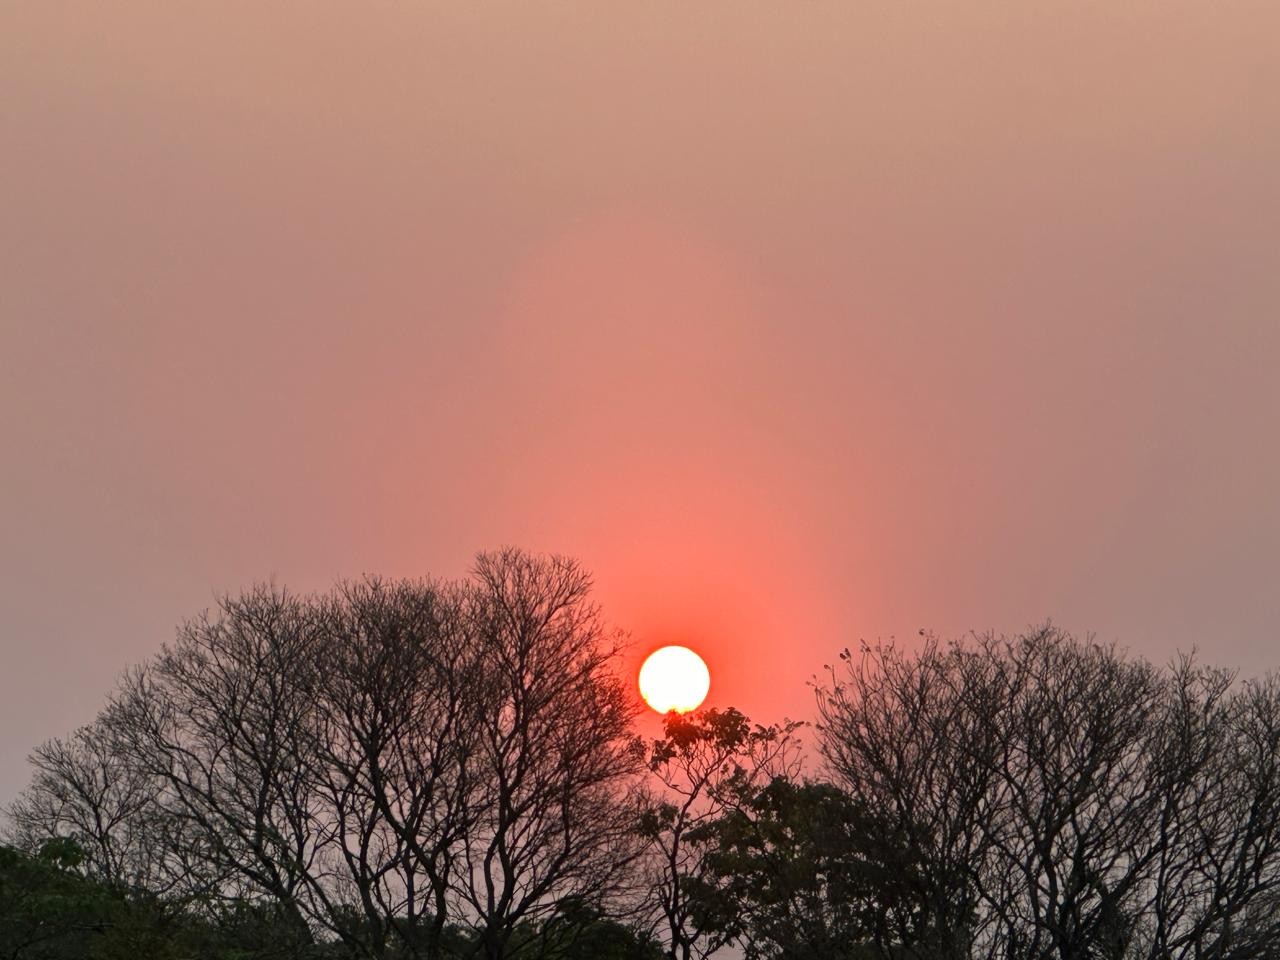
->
[2,1,1279,804]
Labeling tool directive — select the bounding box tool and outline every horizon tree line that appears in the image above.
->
[4,548,1280,959]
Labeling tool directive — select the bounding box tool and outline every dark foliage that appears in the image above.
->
[695,778,918,959]
[639,708,802,960]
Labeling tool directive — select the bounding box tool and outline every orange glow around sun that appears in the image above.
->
[638,645,711,714]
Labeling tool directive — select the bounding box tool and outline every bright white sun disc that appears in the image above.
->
[638,646,711,714]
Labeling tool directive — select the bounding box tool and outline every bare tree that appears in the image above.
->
[4,717,218,907]
[816,636,1002,959]
[104,585,334,953]
[453,549,647,960]
[9,554,656,958]
[307,576,486,959]
[1135,668,1280,959]
[816,628,1280,960]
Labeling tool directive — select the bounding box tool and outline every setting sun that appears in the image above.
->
[638,645,710,714]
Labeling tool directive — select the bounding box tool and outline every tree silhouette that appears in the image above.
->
[9,562,1280,960]
[639,707,802,960]
[816,628,1280,959]
[454,550,646,960]
[698,777,921,960]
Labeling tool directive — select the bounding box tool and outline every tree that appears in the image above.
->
[9,552,654,960]
[815,628,1280,960]
[0,838,197,960]
[815,637,995,958]
[536,902,664,960]
[104,585,332,955]
[453,550,647,960]
[0,838,108,960]
[639,707,802,960]
[698,777,920,960]
[307,576,486,959]
[5,719,209,906]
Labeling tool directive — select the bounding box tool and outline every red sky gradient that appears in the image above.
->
[2,2,1279,795]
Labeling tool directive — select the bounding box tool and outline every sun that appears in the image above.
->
[638,645,711,714]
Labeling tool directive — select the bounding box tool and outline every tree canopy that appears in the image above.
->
[6,558,1280,960]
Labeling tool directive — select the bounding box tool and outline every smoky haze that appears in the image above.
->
[2,1,1279,805]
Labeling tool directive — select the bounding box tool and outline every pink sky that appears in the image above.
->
[2,1,1279,795]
